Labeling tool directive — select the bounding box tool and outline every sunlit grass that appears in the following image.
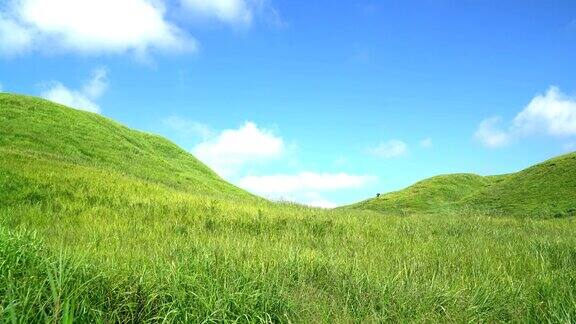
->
[348,153,576,218]
[2,150,576,322]
[1,94,576,322]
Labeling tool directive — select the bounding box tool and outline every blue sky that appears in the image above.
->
[1,0,576,207]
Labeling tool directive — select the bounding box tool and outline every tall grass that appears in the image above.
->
[2,149,576,322]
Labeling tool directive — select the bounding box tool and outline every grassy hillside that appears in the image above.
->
[465,152,576,217]
[1,94,576,322]
[347,153,576,218]
[348,174,497,215]
[0,94,254,201]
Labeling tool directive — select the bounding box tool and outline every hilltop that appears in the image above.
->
[347,152,576,218]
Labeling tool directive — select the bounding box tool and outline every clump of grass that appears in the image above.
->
[0,226,293,323]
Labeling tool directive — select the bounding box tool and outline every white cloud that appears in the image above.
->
[238,172,376,208]
[0,0,280,57]
[0,82,3,92]
[41,68,108,113]
[512,87,576,137]
[179,120,374,207]
[475,87,576,148]
[0,0,196,57]
[474,117,511,148]
[192,121,284,176]
[420,137,433,149]
[239,172,375,195]
[368,139,408,158]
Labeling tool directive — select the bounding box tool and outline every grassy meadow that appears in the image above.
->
[2,94,576,322]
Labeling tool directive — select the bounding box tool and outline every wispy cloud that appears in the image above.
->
[302,192,338,209]
[163,116,213,140]
[0,14,35,56]
[180,0,283,28]
[41,68,108,113]
[420,138,433,149]
[332,156,349,168]
[180,0,253,26]
[474,117,511,148]
[475,87,576,148]
[368,139,408,158]
[563,142,576,152]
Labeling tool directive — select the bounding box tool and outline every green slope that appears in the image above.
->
[464,152,576,217]
[0,93,255,201]
[347,153,576,217]
[348,173,499,215]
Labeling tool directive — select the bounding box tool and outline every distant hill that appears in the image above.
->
[0,93,256,203]
[346,153,576,218]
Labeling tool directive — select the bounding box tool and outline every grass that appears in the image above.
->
[1,93,576,322]
[0,93,254,201]
[347,153,576,218]
[346,173,495,215]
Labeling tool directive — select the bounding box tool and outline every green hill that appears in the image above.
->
[1,93,576,322]
[0,93,255,203]
[347,153,576,217]
[347,173,498,214]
